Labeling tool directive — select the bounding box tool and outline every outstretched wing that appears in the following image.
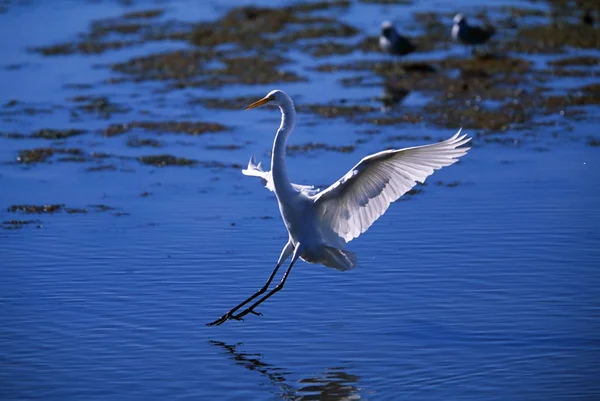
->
[312,129,471,244]
[242,155,321,196]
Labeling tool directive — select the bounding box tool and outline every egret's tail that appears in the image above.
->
[322,246,358,272]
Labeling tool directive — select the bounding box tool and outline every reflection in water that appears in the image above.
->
[381,80,410,111]
[210,340,362,400]
[296,368,361,401]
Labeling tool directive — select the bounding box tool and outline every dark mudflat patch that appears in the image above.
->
[191,95,262,110]
[205,144,244,151]
[517,23,600,52]
[587,138,600,147]
[89,204,116,212]
[17,148,84,164]
[2,219,43,230]
[64,207,89,214]
[299,103,379,119]
[137,155,242,169]
[287,143,355,155]
[86,164,118,172]
[126,137,162,148]
[301,42,356,58]
[31,129,86,139]
[137,154,197,167]
[358,0,412,4]
[69,96,130,118]
[32,2,365,89]
[6,204,119,219]
[435,180,462,187]
[8,204,64,213]
[104,121,229,137]
[548,56,599,67]
[364,114,425,125]
[122,9,164,19]
[1,129,85,140]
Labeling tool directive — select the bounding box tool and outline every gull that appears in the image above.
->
[379,20,416,57]
[451,14,495,54]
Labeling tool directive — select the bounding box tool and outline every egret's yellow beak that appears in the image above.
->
[245,95,274,111]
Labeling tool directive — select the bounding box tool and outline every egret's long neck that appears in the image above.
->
[271,96,296,196]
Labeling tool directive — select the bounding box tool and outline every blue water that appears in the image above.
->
[1,1,599,400]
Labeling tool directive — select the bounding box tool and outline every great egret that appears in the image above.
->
[451,14,495,54]
[379,20,417,57]
[207,90,470,326]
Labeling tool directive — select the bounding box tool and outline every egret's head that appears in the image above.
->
[453,14,466,25]
[245,89,287,110]
[381,20,395,38]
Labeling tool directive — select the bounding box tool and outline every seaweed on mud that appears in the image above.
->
[137,155,197,167]
[286,143,355,155]
[517,23,600,51]
[111,50,217,80]
[104,121,229,137]
[57,155,88,163]
[112,51,305,88]
[89,204,116,212]
[34,40,139,56]
[30,129,86,139]
[363,114,425,125]
[358,0,412,4]
[33,8,190,56]
[205,144,244,150]
[278,21,358,43]
[314,60,437,75]
[300,42,356,57]
[122,9,165,19]
[436,180,461,187]
[191,95,262,110]
[2,219,43,230]
[137,155,242,168]
[69,96,130,118]
[424,101,530,131]
[126,137,162,148]
[189,1,351,48]
[170,56,306,89]
[86,164,118,172]
[8,204,64,213]
[439,56,531,75]
[299,103,379,119]
[64,207,89,214]
[17,148,84,164]
[1,129,84,140]
[548,56,599,67]
[34,2,360,87]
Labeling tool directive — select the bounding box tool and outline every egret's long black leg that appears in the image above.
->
[207,241,293,327]
[233,244,302,321]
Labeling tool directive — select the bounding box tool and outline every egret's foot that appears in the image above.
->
[207,312,237,326]
[232,307,261,321]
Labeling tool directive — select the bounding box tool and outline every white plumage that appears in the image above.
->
[313,130,469,244]
[208,89,471,326]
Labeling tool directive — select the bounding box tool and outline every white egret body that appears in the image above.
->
[208,90,470,326]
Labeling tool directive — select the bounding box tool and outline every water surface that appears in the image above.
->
[1,0,599,400]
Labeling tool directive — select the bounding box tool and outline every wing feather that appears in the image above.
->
[242,155,322,196]
[312,129,471,244]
